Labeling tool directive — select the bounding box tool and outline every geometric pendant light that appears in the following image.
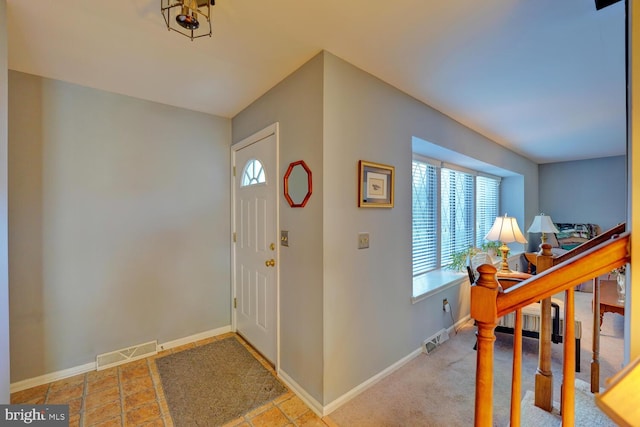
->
[161,0,215,41]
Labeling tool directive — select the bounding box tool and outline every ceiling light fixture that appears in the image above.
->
[161,0,214,41]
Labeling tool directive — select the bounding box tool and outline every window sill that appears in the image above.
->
[411,270,467,304]
[411,251,525,304]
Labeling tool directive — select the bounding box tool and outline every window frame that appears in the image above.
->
[412,154,501,278]
[241,158,267,187]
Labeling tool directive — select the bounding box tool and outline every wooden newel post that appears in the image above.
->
[535,243,554,411]
[591,277,601,393]
[471,263,500,427]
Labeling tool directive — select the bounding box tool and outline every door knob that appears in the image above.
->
[265,259,276,267]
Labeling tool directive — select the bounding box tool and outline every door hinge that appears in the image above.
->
[232,232,237,243]
[233,297,237,309]
[233,166,236,177]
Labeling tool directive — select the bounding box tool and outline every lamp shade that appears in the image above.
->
[527,214,559,234]
[485,214,528,244]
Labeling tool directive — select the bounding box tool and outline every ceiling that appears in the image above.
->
[6,0,626,164]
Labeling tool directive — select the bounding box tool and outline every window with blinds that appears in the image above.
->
[412,161,437,276]
[440,168,474,267]
[412,157,500,276]
[476,175,500,246]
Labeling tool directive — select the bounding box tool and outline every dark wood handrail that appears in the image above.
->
[554,223,626,265]
[497,231,630,317]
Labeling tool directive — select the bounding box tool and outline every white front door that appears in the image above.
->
[233,127,278,364]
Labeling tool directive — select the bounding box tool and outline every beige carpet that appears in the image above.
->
[519,379,616,427]
[156,337,288,426]
[327,290,624,427]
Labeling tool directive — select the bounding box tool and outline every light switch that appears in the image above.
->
[358,232,370,249]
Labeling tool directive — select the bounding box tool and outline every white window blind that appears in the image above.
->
[440,168,474,266]
[412,160,437,276]
[412,156,500,277]
[476,175,500,246]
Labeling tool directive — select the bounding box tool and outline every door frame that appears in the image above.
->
[231,122,280,370]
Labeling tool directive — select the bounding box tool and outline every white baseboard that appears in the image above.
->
[158,325,231,352]
[11,320,471,414]
[10,325,232,393]
[320,318,471,416]
[449,314,472,335]
[278,369,324,417]
[10,362,96,394]
[322,346,423,416]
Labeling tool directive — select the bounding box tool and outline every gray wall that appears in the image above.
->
[8,71,232,382]
[539,156,627,231]
[6,49,541,406]
[321,52,538,403]
[502,175,529,253]
[232,54,325,403]
[233,50,540,406]
[0,0,10,403]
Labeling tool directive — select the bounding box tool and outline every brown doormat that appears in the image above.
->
[155,337,287,426]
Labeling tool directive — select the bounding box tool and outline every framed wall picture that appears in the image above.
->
[358,160,395,208]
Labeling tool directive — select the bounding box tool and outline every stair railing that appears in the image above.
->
[471,231,630,426]
[533,222,626,406]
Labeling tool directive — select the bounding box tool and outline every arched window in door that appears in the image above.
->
[241,159,266,187]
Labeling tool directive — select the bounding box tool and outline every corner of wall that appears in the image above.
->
[0,0,11,404]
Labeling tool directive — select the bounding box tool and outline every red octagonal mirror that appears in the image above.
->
[283,160,312,208]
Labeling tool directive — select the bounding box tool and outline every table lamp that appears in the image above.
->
[527,213,559,246]
[484,214,528,273]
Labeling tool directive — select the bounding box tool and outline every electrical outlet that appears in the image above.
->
[443,298,450,312]
[358,232,370,249]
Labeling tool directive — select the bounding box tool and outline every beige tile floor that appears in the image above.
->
[10,333,337,427]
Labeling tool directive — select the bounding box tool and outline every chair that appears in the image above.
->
[468,255,582,372]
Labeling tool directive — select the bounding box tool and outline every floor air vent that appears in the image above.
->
[96,340,158,371]
[423,329,449,354]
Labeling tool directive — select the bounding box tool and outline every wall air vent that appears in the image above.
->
[96,340,158,371]
[423,329,450,355]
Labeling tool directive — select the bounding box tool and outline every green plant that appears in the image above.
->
[447,247,480,272]
[480,241,501,253]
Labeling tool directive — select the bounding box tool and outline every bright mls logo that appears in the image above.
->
[0,405,68,426]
